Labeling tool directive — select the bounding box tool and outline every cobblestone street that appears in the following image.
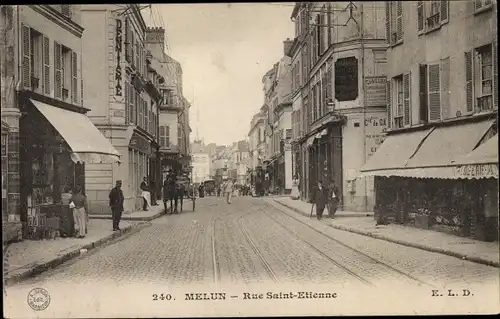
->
[9,196,498,290]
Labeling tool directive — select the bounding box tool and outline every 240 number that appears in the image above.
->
[152,293,174,301]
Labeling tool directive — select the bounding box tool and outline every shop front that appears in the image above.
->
[19,94,120,240]
[360,117,498,242]
[128,131,155,210]
[161,152,181,181]
[306,124,343,203]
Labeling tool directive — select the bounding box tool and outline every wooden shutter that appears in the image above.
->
[166,125,170,147]
[386,80,392,128]
[417,1,424,33]
[129,84,134,123]
[428,63,441,121]
[54,42,62,98]
[125,83,129,124]
[385,2,391,45]
[327,4,332,46]
[125,18,132,63]
[71,51,78,103]
[441,57,450,119]
[475,0,482,10]
[465,50,474,113]
[145,101,149,132]
[42,36,50,94]
[493,39,498,110]
[403,72,411,126]
[440,0,448,22]
[419,64,428,123]
[396,2,403,42]
[159,126,165,147]
[130,32,135,67]
[60,5,71,17]
[22,24,31,89]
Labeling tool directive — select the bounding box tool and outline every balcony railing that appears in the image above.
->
[427,12,440,30]
[477,95,494,112]
[394,116,404,129]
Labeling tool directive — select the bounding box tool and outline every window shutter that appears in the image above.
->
[60,5,71,18]
[42,36,50,94]
[493,39,498,110]
[165,125,170,147]
[129,84,134,123]
[465,51,474,113]
[54,42,62,99]
[396,2,403,42]
[417,1,424,32]
[130,32,135,67]
[475,0,482,10]
[125,19,131,63]
[385,2,391,45]
[386,80,392,128]
[440,1,448,22]
[419,64,428,123]
[159,126,165,147]
[440,57,450,119]
[22,24,31,89]
[428,63,441,121]
[327,4,332,46]
[125,83,129,124]
[403,72,411,126]
[71,51,78,103]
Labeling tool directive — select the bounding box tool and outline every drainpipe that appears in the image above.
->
[360,3,369,212]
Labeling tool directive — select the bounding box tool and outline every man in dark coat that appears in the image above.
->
[312,180,328,220]
[327,180,340,218]
[109,180,124,231]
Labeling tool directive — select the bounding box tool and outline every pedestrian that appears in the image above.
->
[290,175,300,200]
[217,186,221,197]
[223,179,234,204]
[61,186,73,205]
[312,180,328,220]
[327,179,340,218]
[70,185,88,238]
[140,176,151,211]
[109,180,124,231]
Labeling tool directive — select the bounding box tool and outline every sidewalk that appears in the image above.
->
[277,197,374,217]
[4,219,150,285]
[89,201,166,221]
[273,198,500,268]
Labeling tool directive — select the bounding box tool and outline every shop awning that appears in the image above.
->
[31,99,121,164]
[358,128,433,177]
[359,120,495,180]
[405,120,493,169]
[452,134,498,166]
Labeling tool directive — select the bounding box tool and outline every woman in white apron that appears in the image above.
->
[290,175,301,200]
[140,177,151,211]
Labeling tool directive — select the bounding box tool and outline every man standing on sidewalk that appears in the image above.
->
[140,177,151,211]
[109,180,124,231]
[327,180,340,218]
[312,180,328,220]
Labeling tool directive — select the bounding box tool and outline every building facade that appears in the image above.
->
[1,5,120,241]
[361,0,498,241]
[289,2,388,211]
[81,4,160,213]
[248,112,266,170]
[190,140,210,184]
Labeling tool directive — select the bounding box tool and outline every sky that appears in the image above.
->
[144,3,294,146]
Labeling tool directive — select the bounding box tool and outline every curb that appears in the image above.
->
[273,200,500,268]
[4,222,151,286]
[90,209,166,222]
[274,200,373,218]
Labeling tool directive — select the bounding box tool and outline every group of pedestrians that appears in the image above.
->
[60,185,89,238]
[311,179,340,220]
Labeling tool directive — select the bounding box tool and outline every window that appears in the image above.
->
[334,57,358,102]
[301,45,308,84]
[29,29,42,87]
[144,100,149,132]
[159,125,170,148]
[417,0,449,34]
[393,75,404,128]
[22,26,49,92]
[61,45,72,101]
[476,44,494,111]
[386,1,403,46]
[162,89,173,105]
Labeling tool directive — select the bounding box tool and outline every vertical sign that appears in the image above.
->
[115,19,123,96]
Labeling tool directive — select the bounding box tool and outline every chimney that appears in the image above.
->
[283,38,293,57]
